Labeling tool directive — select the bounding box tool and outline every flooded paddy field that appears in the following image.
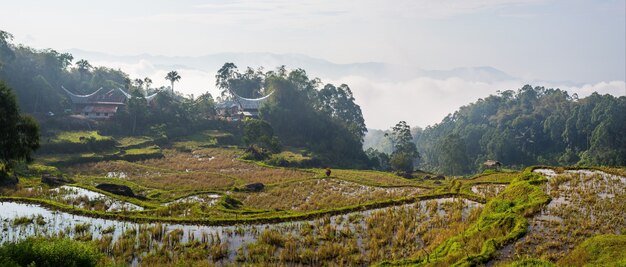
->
[0,197,482,265]
[492,169,626,264]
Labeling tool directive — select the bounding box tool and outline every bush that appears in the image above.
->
[242,145,270,161]
[219,195,242,209]
[0,237,101,267]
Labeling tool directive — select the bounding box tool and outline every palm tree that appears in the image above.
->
[75,59,92,81]
[165,71,181,94]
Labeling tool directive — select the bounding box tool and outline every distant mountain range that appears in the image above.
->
[66,49,530,83]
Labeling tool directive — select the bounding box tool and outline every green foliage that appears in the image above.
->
[558,234,626,266]
[0,81,40,173]
[243,118,281,153]
[382,172,550,266]
[0,237,101,267]
[219,195,243,209]
[164,70,181,92]
[318,83,367,142]
[259,67,368,168]
[51,131,112,143]
[365,148,391,171]
[39,131,115,154]
[216,63,265,98]
[388,121,419,174]
[508,258,556,267]
[415,85,626,175]
[264,150,321,168]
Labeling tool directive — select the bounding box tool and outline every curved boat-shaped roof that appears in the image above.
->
[61,86,104,104]
[116,88,159,103]
[230,90,274,110]
[145,92,159,103]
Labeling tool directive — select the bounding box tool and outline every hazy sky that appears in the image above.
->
[1,0,624,129]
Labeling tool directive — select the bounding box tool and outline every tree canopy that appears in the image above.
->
[387,121,419,174]
[414,85,626,174]
[259,67,369,167]
[0,81,40,173]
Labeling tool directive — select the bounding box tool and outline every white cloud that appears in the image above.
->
[332,76,626,130]
[331,76,523,129]
[558,81,626,98]
[90,60,219,98]
[90,59,625,131]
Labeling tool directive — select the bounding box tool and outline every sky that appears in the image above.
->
[1,0,625,129]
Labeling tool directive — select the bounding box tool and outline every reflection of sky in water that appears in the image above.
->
[0,197,482,262]
[163,193,220,206]
[50,185,143,212]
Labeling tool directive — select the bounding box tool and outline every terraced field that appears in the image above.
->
[1,134,624,266]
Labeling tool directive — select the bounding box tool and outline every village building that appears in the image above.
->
[62,86,158,119]
[216,90,274,120]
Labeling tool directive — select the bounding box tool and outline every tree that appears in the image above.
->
[366,148,390,171]
[194,92,216,119]
[165,71,181,93]
[0,81,39,174]
[215,63,264,98]
[387,121,419,174]
[317,84,367,142]
[75,59,92,81]
[143,77,152,91]
[243,119,281,153]
[0,30,15,65]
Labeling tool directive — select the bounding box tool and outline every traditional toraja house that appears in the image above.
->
[216,90,274,120]
[116,89,159,107]
[215,100,240,119]
[62,86,158,119]
[483,160,502,170]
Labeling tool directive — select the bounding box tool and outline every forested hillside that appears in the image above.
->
[216,64,369,167]
[0,31,129,114]
[414,85,626,175]
[0,29,368,168]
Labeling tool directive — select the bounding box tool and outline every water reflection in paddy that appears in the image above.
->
[0,197,482,263]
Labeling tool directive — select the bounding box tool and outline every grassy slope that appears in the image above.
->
[379,169,550,266]
[558,234,626,266]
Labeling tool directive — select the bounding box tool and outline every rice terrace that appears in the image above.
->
[0,1,625,266]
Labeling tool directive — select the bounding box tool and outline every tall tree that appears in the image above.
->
[0,81,39,174]
[215,63,264,98]
[165,71,181,93]
[387,121,419,174]
[75,59,92,81]
[143,77,152,91]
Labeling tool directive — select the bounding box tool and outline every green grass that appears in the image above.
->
[116,136,154,148]
[0,237,101,267]
[124,145,161,156]
[50,131,112,144]
[379,170,550,266]
[175,130,236,150]
[558,234,626,266]
[508,258,556,267]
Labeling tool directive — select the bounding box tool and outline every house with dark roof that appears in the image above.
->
[61,86,158,119]
[216,90,274,120]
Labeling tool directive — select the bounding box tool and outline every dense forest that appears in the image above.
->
[410,85,626,175]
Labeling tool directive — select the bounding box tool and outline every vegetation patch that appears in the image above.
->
[0,237,101,267]
[380,171,550,266]
[558,234,626,266]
